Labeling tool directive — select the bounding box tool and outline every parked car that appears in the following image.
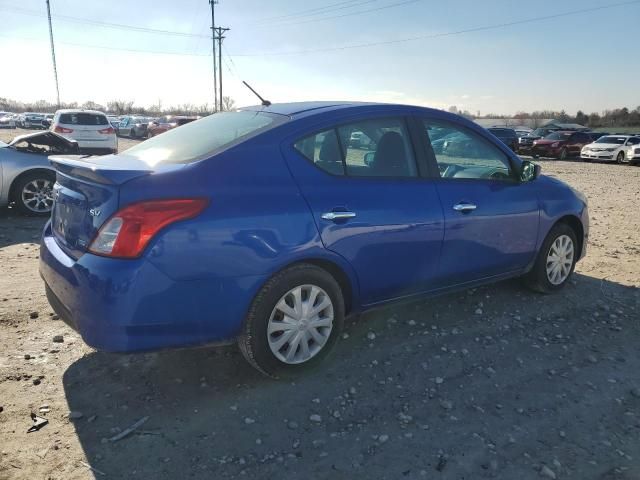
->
[514,126,533,137]
[118,116,153,139]
[349,130,374,149]
[628,141,640,165]
[0,112,16,129]
[18,112,46,129]
[588,132,608,141]
[41,114,54,129]
[147,115,197,137]
[51,109,117,155]
[531,131,593,159]
[581,135,640,163]
[0,130,79,215]
[487,127,518,151]
[40,102,588,377]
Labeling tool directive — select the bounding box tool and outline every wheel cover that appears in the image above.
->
[267,284,334,365]
[546,234,574,285]
[21,179,54,213]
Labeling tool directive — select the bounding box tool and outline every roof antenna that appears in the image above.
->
[242,81,271,107]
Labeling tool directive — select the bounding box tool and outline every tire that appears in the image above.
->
[12,170,56,216]
[238,263,345,378]
[524,223,578,294]
[559,148,568,160]
[616,151,625,164]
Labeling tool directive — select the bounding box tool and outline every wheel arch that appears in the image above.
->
[555,214,584,258]
[9,168,56,203]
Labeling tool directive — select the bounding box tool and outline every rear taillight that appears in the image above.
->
[54,126,73,133]
[98,127,115,134]
[89,199,208,258]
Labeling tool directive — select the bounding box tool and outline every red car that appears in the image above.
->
[147,116,197,137]
[531,131,593,160]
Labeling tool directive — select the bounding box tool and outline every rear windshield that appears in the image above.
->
[59,113,108,126]
[123,111,285,165]
[595,136,626,144]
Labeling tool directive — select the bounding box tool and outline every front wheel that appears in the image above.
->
[616,151,625,164]
[524,223,578,293]
[559,148,568,160]
[238,264,344,378]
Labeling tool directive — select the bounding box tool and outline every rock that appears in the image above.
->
[32,378,41,386]
[440,400,453,410]
[309,414,322,423]
[349,387,357,395]
[408,320,416,326]
[52,335,64,343]
[435,377,444,384]
[287,421,299,430]
[68,411,83,420]
[378,434,389,444]
[367,332,376,341]
[24,354,31,360]
[540,465,556,479]
[342,333,349,339]
[475,308,483,315]
[255,438,262,445]
[244,417,255,424]
[29,311,39,319]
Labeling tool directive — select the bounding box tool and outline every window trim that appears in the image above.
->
[415,116,521,184]
[291,115,426,181]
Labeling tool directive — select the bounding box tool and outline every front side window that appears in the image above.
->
[294,117,418,178]
[627,137,640,145]
[423,119,514,181]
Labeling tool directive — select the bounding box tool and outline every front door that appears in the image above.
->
[283,115,444,305]
[418,117,540,286]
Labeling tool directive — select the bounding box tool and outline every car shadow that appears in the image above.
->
[62,273,640,479]
[0,207,47,248]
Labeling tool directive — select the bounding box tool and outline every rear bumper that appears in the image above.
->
[39,222,267,352]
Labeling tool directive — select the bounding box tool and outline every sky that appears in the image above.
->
[1,0,639,115]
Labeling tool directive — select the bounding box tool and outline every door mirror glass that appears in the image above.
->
[520,160,540,182]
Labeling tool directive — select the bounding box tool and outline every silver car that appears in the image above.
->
[0,130,78,215]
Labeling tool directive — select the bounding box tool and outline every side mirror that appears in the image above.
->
[364,151,375,166]
[520,160,541,182]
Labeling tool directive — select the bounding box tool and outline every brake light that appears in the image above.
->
[98,127,115,134]
[89,199,208,258]
[54,126,73,133]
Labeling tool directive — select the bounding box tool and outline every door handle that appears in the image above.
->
[452,202,477,213]
[321,211,357,221]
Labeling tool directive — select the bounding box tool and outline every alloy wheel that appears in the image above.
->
[267,284,334,365]
[545,235,574,285]
[21,179,54,213]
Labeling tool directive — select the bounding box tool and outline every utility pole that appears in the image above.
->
[214,27,229,111]
[45,0,60,107]
[209,0,218,111]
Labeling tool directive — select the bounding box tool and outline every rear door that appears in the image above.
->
[283,114,444,305]
[567,132,590,156]
[417,117,540,286]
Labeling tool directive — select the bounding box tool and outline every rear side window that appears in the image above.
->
[59,113,108,126]
[124,111,284,165]
[294,117,418,178]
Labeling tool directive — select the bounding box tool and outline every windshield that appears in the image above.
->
[123,111,285,165]
[595,136,626,144]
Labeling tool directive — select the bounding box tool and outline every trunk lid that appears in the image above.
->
[48,154,160,258]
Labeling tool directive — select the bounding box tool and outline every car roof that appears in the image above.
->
[55,109,106,115]
[241,101,383,118]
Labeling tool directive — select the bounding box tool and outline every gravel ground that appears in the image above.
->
[0,146,639,479]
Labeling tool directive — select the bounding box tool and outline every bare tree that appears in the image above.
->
[221,96,236,111]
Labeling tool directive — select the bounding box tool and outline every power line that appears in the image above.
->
[0,4,210,38]
[239,0,378,26]
[246,0,421,28]
[231,0,640,56]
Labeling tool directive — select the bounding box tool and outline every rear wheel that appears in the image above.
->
[238,264,344,378]
[616,151,625,164]
[524,223,577,293]
[13,171,56,216]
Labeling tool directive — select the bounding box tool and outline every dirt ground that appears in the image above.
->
[1,134,639,479]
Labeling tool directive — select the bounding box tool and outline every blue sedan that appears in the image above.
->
[40,102,588,376]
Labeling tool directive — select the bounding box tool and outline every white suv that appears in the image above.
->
[51,109,117,155]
